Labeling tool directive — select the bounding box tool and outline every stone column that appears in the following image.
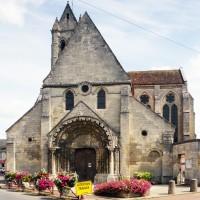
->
[6,138,16,171]
[50,148,56,175]
[120,86,130,179]
[50,147,59,176]
[107,149,118,182]
[109,150,114,175]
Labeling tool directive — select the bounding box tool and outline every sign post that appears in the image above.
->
[75,181,92,199]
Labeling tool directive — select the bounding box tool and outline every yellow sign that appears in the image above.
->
[75,181,92,196]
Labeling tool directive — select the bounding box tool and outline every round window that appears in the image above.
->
[82,85,89,93]
[166,93,175,103]
[28,137,33,143]
[141,130,148,136]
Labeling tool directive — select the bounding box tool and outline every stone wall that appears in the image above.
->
[6,102,42,174]
[173,140,200,184]
[128,97,175,182]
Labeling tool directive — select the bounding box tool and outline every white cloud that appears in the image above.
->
[0,0,45,26]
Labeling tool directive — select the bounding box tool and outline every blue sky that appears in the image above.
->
[0,0,200,139]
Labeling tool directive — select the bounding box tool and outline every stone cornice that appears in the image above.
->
[43,80,131,88]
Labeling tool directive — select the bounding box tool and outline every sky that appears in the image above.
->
[0,0,200,139]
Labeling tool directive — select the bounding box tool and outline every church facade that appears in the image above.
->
[6,3,198,184]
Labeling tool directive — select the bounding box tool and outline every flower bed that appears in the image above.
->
[94,179,152,198]
[4,169,78,198]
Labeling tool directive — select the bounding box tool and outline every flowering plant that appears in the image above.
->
[35,178,54,192]
[15,171,32,189]
[32,168,50,182]
[94,179,152,196]
[32,168,53,193]
[54,172,78,197]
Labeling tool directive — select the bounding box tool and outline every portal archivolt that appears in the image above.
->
[48,117,119,179]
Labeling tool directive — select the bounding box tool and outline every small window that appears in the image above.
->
[166,93,175,103]
[66,91,74,110]
[28,137,33,143]
[60,40,66,51]
[97,90,106,109]
[67,13,70,20]
[141,130,148,136]
[82,85,89,93]
[140,94,149,104]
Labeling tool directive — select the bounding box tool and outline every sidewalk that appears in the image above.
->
[82,185,200,200]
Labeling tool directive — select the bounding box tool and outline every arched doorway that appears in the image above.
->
[75,148,96,181]
[48,117,118,183]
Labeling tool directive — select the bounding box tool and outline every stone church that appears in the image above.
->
[6,3,198,184]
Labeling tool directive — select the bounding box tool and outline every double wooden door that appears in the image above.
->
[74,148,96,182]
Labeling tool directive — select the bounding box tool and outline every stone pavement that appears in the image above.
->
[82,185,200,200]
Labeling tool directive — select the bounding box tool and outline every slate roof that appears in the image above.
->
[128,69,185,85]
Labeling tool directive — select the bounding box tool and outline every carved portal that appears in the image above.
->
[48,117,119,180]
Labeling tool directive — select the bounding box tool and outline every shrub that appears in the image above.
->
[94,179,152,196]
[134,171,152,181]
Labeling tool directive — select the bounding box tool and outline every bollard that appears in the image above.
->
[168,180,176,194]
[190,179,198,192]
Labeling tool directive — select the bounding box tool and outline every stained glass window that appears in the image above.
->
[171,104,178,127]
[166,93,175,103]
[163,104,169,121]
[140,94,149,104]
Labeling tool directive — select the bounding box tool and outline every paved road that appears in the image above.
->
[0,189,57,200]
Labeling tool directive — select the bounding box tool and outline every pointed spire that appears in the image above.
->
[52,17,61,31]
[60,1,77,22]
[59,1,77,30]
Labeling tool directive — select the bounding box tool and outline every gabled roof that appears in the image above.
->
[128,69,185,85]
[44,11,130,85]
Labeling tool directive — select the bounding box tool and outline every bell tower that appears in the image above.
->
[51,2,77,68]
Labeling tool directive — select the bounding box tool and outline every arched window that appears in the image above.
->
[163,93,179,142]
[60,40,66,51]
[163,104,169,121]
[66,91,74,110]
[171,104,178,127]
[97,90,106,109]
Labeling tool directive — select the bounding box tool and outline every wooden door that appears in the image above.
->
[75,148,96,182]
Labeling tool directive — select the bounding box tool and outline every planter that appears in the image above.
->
[117,191,141,198]
[117,189,150,198]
